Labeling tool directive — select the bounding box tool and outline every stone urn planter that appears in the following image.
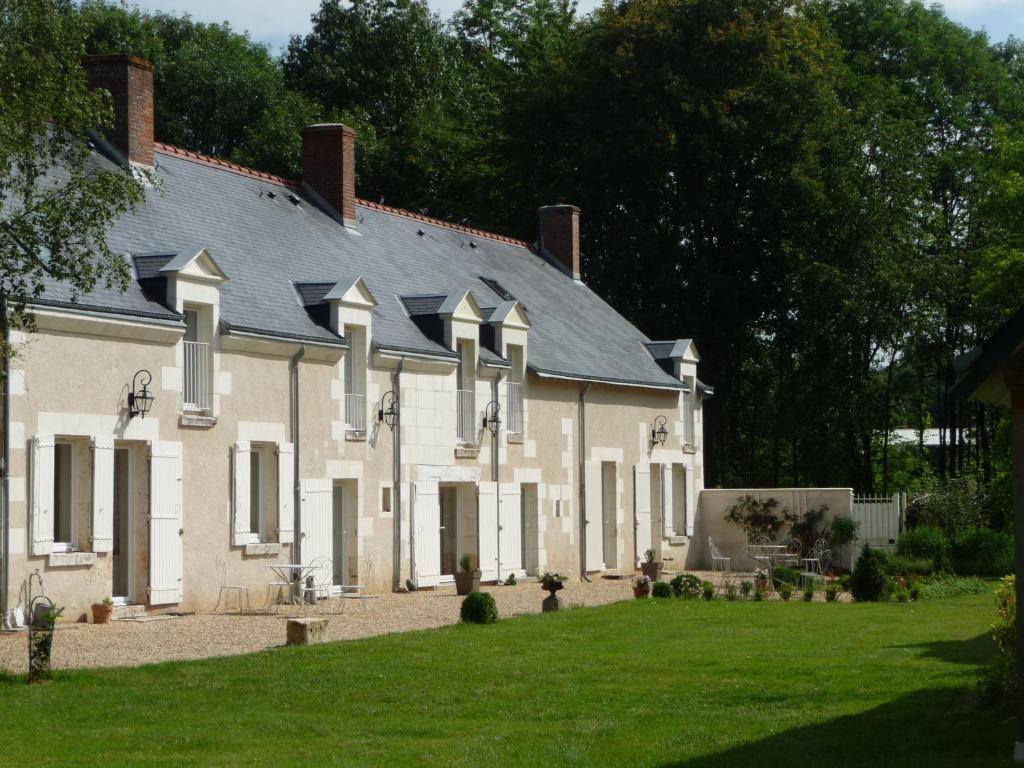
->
[540,575,566,612]
[91,600,114,625]
[640,561,662,581]
[454,570,481,597]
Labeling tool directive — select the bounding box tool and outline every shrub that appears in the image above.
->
[459,554,474,573]
[505,572,517,586]
[803,585,815,602]
[905,477,989,537]
[671,573,702,599]
[753,587,766,602]
[724,495,786,540]
[909,584,921,601]
[652,581,672,598]
[828,515,860,550]
[701,581,715,601]
[740,580,753,597]
[851,545,890,602]
[918,575,987,600]
[897,526,950,571]
[895,589,910,603]
[773,566,800,587]
[779,583,793,601]
[988,575,1016,699]
[838,574,851,591]
[460,591,498,624]
[951,527,1014,578]
[883,555,935,578]
[825,583,841,602]
[725,584,738,601]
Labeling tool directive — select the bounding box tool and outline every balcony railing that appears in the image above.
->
[345,393,366,433]
[456,389,476,445]
[183,341,211,411]
[506,380,523,435]
[682,400,696,449]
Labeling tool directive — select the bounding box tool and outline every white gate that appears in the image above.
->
[851,493,905,546]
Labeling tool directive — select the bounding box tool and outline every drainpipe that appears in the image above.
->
[391,359,404,592]
[578,383,591,582]
[493,372,503,584]
[1,294,9,621]
[290,345,305,566]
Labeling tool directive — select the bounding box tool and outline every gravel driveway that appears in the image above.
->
[0,578,637,674]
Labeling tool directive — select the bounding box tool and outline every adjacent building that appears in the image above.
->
[0,55,710,620]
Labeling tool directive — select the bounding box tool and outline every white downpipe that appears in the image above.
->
[578,383,591,582]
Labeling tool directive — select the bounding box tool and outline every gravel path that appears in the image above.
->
[0,578,638,674]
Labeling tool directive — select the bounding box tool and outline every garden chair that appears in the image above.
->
[801,539,831,586]
[783,538,803,568]
[213,555,250,614]
[708,537,731,574]
[300,557,335,614]
[339,552,373,613]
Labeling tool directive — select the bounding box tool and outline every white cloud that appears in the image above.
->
[936,0,1015,13]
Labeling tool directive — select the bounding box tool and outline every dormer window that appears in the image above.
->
[506,344,524,436]
[183,306,212,412]
[344,325,367,434]
[457,340,477,446]
[682,375,696,450]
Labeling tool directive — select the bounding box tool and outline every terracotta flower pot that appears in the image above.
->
[454,571,481,596]
[91,603,113,625]
[633,586,651,599]
[754,577,769,591]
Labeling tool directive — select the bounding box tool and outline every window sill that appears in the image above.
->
[506,432,524,444]
[179,413,217,429]
[455,445,479,459]
[666,535,688,546]
[48,551,96,568]
[345,430,367,442]
[244,542,281,557]
[682,444,697,454]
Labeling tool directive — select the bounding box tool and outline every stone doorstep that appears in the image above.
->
[111,604,147,620]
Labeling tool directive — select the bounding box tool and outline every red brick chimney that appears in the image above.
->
[302,124,357,227]
[538,203,581,280]
[82,54,155,167]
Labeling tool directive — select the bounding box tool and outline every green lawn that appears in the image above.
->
[0,591,1013,767]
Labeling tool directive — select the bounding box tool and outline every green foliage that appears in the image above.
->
[753,588,766,602]
[950,527,1014,578]
[838,574,852,591]
[459,554,473,573]
[905,479,991,538]
[460,591,498,624]
[917,575,987,600]
[670,573,702,599]
[505,572,517,586]
[701,581,715,601]
[772,566,800,587]
[897,526,950,571]
[986,575,1016,699]
[643,548,656,564]
[779,583,793,601]
[740,580,753,597]
[825,583,841,602]
[895,589,910,603]
[883,555,935,579]
[724,496,786,540]
[725,583,738,601]
[803,585,815,602]
[828,516,860,549]
[652,581,672,599]
[852,545,890,602]
[785,506,828,553]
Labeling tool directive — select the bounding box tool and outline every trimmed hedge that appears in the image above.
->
[852,545,890,602]
[460,591,498,624]
[951,527,1014,578]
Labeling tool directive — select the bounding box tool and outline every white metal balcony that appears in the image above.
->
[182,341,211,411]
[506,380,523,435]
[456,389,476,445]
[345,393,366,433]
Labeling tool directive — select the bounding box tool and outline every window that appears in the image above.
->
[344,325,367,432]
[234,442,278,544]
[506,344,524,435]
[183,307,211,412]
[456,340,476,445]
[672,464,686,535]
[53,442,73,548]
[381,486,392,514]
[682,376,696,449]
[249,450,263,538]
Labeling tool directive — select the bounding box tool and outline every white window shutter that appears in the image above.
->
[91,435,115,553]
[277,443,294,544]
[413,480,441,587]
[477,481,498,582]
[149,441,183,605]
[634,463,651,566]
[232,441,251,546]
[685,465,696,536]
[584,461,604,571]
[31,435,55,556]
[498,482,522,577]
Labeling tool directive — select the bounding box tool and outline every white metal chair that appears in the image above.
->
[783,538,803,568]
[339,552,373,612]
[300,557,335,614]
[213,555,250,614]
[801,539,831,586]
[708,537,731,574]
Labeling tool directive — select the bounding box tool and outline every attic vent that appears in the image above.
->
[479,276,515,302]
[266,190,277,199]
[417,229,425,236]
[287,193,301,205]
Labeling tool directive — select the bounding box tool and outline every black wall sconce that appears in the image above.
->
[128,369,155,419]
[483,400,501,437]
[651,415,669,447]
[378,390,399,431]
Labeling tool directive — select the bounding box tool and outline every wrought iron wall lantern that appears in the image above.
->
[378,390,399,431]
[483,401,501,437]
[128,369,155,419]
[651,415,669,447]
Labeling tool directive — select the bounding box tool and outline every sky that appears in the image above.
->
[127,0,1024,52]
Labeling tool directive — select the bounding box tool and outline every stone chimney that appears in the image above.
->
[82,54,155,167]
[538,203,581,280]
[302,124,357,227]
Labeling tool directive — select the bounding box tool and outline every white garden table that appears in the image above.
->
[264,563,317,613]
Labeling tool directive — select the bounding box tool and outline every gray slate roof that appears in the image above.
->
[39,146,686,390]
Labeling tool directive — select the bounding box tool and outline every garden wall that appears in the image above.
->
[697,488,854,572]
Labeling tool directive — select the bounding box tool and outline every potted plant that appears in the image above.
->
[753,568,770,591]
[640,548,662,581]
[91,596,114,625]
[455,555,481,596]
[632,574,652,598]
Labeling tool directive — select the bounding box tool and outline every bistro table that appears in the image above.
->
[745,542,797,591]
[263,563,317,613]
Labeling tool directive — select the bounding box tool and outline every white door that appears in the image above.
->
[149,441,183,605]
[498,482,523,578]
[413,480,441,588]
[301,479,333,588]
[584,461,604,571]
[477,481,498,582]
[634,463,652,566]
